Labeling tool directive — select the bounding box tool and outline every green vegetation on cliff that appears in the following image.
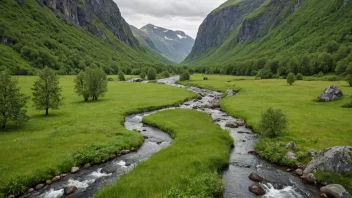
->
[0,0,170,75]
[185,0,352,78]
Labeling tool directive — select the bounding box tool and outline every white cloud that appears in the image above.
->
[114,0,227,38]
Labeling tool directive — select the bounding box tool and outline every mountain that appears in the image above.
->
[184,0,352,76]
[0,0,169,75]
[132,24,195,63]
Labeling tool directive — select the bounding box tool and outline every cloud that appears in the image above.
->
[114,0,226,38]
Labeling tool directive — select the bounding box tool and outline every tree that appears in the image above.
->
[32,66,63,115]
[287,73,295,85]
[346,63,352,87]
[259,107,288,138]
[296,73,303,80]
[162,71,170,78]
[86,67,108,100]
[118,71,125,81]
[147,68,157,80]
[180,70,190,81]
[74,71,90,101]
[0,70,29,129]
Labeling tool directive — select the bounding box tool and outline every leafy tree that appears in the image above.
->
[287,73,296,85]
[180,70,190,81]
[147,68,157,80]
[32,66,63,115]
[86,67,108,100]
[259,107,288,138]
[118,71,125,81]
[162,71,170,78]
[346,63,352,87]
[256,69,273,79]
[74,71,90,101]
[296,73,303,80]
[140,72,146,80]
[0,70,29,129]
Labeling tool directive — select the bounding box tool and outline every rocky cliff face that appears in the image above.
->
[133,24,194,63]
[238,0,302,43]
[186,0,265,60]
[36,0,137,47]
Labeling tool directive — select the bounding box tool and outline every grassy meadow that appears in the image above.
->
[0,76,196,196]
[181,74,352,151]
[94,109,233,198]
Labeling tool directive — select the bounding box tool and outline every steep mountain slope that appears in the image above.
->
[132,24,195,63]
[184,0,352,76]
[0,0,169,75]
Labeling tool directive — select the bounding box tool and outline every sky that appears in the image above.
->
[114,0,227,39]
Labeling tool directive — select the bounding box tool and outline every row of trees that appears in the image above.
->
[0,66,109,129]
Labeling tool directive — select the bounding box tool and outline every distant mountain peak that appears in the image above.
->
[132,24,195,63]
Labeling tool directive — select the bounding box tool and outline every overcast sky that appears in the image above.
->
[114,0,227,39]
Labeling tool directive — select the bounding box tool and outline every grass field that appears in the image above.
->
[0,76,196,196]
[94,109,233,198]
[181,74,352,151]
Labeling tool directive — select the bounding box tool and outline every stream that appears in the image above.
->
[22,76,319,198]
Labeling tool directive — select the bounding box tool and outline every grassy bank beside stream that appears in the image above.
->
[0,76,196,196]
[94,109,233,198]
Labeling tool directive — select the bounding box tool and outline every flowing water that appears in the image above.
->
[21,76,318,198]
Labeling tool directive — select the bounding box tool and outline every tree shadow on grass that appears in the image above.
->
[30,111,67,119]
[71,98,110,104]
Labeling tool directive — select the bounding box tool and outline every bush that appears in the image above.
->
[203,76,208,80]
[118,71,125,81]
[296,73,303,80]
[342,101,352,108]
[251,70,257,76]
[162,71,170,78]
[287,73,296,85]
[256,69,273,79]
[180,70,190,81]
[318,71,324,77]
[259,107,288,138]
[327,75,338,81]
[140,72,146,80]
[147,68,157,80]
[346,64,352,87]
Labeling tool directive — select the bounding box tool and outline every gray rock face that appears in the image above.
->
[304,146,352,174]
[186,0,265,60]
[36,0,137,47]
[320,184,350,198]
[318,85,343,102]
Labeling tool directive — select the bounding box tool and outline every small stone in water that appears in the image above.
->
[295,169,303,176]
[28,188,34,193]
[248,184,265,195]
[52,176,61,182]
[35,183,45,190]
[248,173,264,182]
[320,193,328,198]
[7,195,15,198]
[46,179,52,185]
[60,173,67,177]
[64,186,77,195]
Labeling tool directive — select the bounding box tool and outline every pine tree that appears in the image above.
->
[32,66,63,115]
[0,70,30,128]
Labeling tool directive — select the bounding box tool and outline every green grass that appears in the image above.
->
[180,74,352,152]
[94,109,233,198]
[0,76,196,196]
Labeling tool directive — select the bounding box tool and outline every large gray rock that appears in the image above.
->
[320,184,350,198]
[304,146,352,174]
[317,85,343,102]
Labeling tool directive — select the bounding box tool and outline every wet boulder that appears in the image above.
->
[320,184,350,198]
[83,163,91,169]
[248,184,266,195]
[226,89,236,96]
[317,85,343,102]
[304,146,352,174]
[52,176,61,182]
[64,186,77,195]
[248,173,264,182]
[301,173,316,184]
[28,188,34,193]
[35,183,45,190]
[46,179,52,185]
[295,169,303,176]
[236,120,246,126]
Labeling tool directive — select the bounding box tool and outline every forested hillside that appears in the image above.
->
[0,0,171,75]
[184,0,352,77]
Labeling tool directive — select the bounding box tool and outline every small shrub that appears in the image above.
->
[257,69,273,79]
[140,72,146,80]
[162,71,170,78]
[180,70,190,81]
[318,71,324,77]
[147,68,157,80]
[107,78,114,81]
[287,73,295,85]
[118,72,125,81]
[259,107,288,138]
[296,73,303,80]
[342,101,352,108]
[346,64,352,87]
[327,75,338,81]
[203,76,208,80]
[251,70,257,76]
